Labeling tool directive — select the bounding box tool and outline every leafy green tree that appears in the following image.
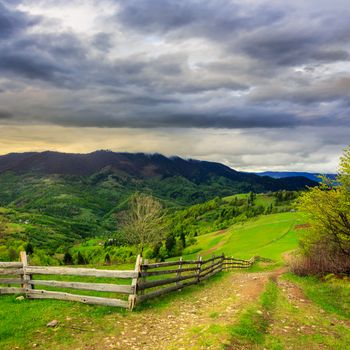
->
[247,191,256,206]
[297,145,350,274]
[165,234,176,253]
[25,242,34,255]
[76,251,86,265]
[151,241,162,259]
[104,253,111,265]
[63,252,73,265]
[8,248,17,261]
[180,232,186,248]
[0,215,6,239]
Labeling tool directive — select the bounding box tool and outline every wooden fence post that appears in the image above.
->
[128,254,142,310]
[20,251,32,291]
[176,257,183,286]
[140,259,148,296]
[196,256,202,283]
[220,253,225,272]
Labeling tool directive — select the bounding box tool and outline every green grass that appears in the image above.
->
[136,271,227,311]
[228,280,278,346]
[263,274,350,350]
[184,212,302,262]
[284,273,350,319]
[0,294,125,350]
[0,271,228,349]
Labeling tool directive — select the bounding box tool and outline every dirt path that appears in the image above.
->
[55,267,349,350]
[90,271,274,350]
[267,278,350,349]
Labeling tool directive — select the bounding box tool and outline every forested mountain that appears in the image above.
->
[256,171,336,182]
[0,151,317,260]
[0,151,317,220]
[0,150,316,188]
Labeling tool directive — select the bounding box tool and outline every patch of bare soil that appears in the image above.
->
[90,272,276,350]
[214,229,228,236]
[205,240,226,255]
[294,223,311,230]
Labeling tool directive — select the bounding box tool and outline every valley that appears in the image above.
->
[0,150,348,350]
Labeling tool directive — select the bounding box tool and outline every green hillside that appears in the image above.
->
[183,212,301,262]
[0,188,300,264]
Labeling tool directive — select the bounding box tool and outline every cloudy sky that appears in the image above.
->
[0,0,349,172]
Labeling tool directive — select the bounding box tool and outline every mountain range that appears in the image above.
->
[0,150,317,190]
[0,151,318,252]
[256,171,336,182]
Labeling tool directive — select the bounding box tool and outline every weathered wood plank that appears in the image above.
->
[138,273,198,290]
[28,280,133,294]
[0,268,23,275]
[0,278,23,285]
[137,279,198,302]
[26,266,137,279]
[223,263,252,268]
[140,266,198,277]
[200,263,223,280]
[176,257,183,286]
[129,255,142,310]
[223,262,250,266]
[142,259,199,269]
[0,287,25,294]
[0,262,23,268]
[27,289,129,308]
[20,251,32,290]
[200,264,222,279]
[224,258,251,263]
[196,256,202,282]
[200,260,222,273]
[200,267,221,281]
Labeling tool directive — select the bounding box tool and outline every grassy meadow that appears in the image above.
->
[1,192,349,349]
[183,212,301,262]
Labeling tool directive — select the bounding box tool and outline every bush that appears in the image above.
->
[290,247,350,276]
[296,145,350,275]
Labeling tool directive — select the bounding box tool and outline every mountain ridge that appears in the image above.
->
[256,171,336,182]
[0,150,317,191]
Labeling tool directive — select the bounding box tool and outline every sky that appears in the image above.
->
[0,0,349,172]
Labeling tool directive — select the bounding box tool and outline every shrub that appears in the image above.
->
[295,145,350,275]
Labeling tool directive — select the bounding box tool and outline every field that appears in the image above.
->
[183,212,301,262]
[2,209,349,349]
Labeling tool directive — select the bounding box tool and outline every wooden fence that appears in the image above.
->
[0,252,255,310]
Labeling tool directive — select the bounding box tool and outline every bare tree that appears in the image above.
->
[121,192,166,255]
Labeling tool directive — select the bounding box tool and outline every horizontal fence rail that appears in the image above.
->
[0,252,256,309]
[0,251,138,309]
[136,254,256,304]
[25,266,137,279]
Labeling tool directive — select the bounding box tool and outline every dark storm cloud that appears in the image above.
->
[0,51,70,83]
[0,2,39,39]
[0,0,349,133]
[237,27,350,67]
[92,33,113,52]
[30,104,305,129]
[0,4,80,86]
[117,0,350,69]
[116,0,284,39]
[249,76,350,105]
[49,113,297,129]
[116,95,179,106]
